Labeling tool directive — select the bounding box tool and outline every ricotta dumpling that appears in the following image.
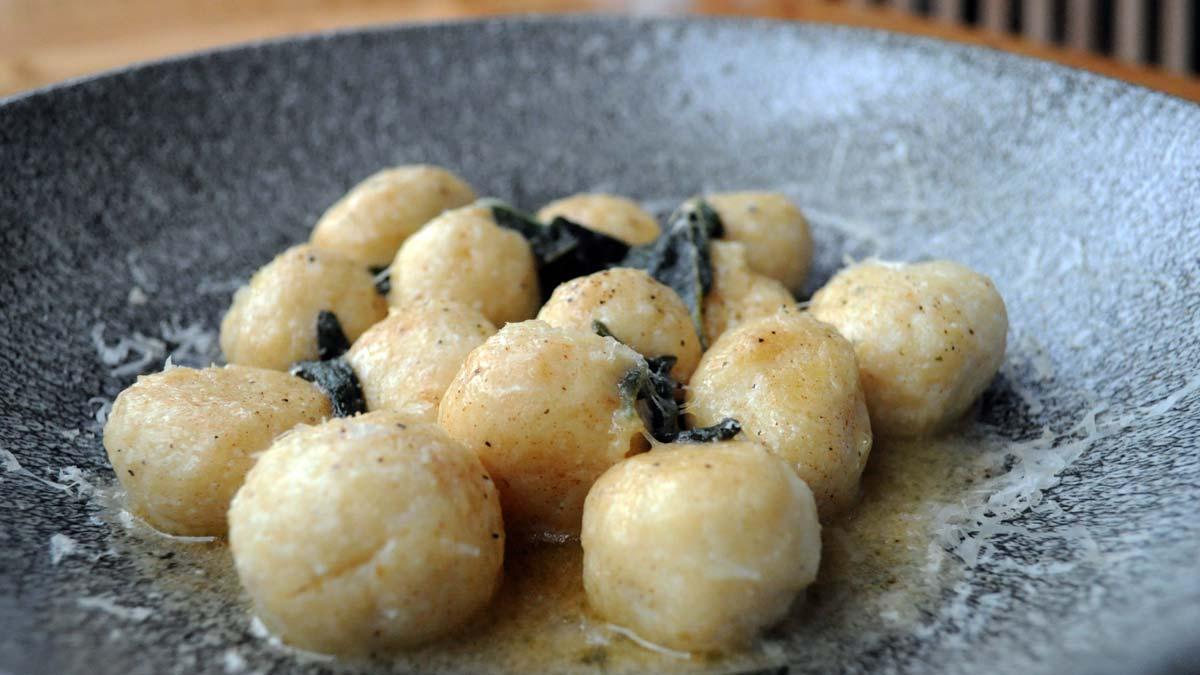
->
[582,440,821,652]
[809,259,1008,438]
[104,365,331,536]
[702,241,795,345]
[311,165,476,267]
[228,412,504,655]
[537,267,702,382]
[706,191,813,294]
[220,244,386,370]
[387,204,540,326]
[439,321,648,537]
[345,300,496,422]
[687,309,873,520]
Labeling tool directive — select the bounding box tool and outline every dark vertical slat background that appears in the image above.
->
[871,0,1197,73]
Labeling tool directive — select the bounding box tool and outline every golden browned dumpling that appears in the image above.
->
[220,244,387,371]
[687,309,872,520]
[345,300,496,422]
[388,204,539,326]
[104,365,330,536]
[438,321,648,537]
[537,268,701,382]
[702,241,795,345]
[582,441,821,653]
[707,191,812,293]
[536,193,660,245]
[228,412,504,655]
[311,165,476,267]
[809,260,1008,438]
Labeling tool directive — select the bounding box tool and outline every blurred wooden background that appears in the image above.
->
[1,0,1198,101]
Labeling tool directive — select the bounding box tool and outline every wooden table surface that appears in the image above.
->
[2,0,1199,102]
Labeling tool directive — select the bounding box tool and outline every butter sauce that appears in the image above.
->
[101,433,986,673]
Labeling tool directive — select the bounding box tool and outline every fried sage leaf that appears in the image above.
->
[289,358,366,417]
[640,355,681,441]
[621,200,723,346]
[674,418,742,443]
[316,310,351,361]
[592,320,617,341]
[620,353,740,445]
[488,201,631,299]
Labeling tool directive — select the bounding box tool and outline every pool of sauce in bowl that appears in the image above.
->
[103,432,988,673]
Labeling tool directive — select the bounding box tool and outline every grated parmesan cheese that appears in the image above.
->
[91,317,219,379]
[91,323,166,377]
[49,533,79,565]
[605,624,692,660]
[88,397,112,428]
[1,447,74,492]
[1141,374,1200,417]
[1,448,21,474]
[248,615,272,640]
[158,316,219,367]
[197,277,246,295]
[929,367,1199,570]
[55,466,97,498]
[125,250,157,293]
[77,596,154,622]
[127,287,149,306]
[222,649,247,674]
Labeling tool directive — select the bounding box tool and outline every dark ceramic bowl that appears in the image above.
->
[1,15,1198,675]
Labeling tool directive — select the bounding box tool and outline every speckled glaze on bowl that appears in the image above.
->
[1,16,1198,675]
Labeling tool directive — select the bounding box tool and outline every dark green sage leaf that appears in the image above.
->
[620,353,739,444]
[618,365,647,411]
[674,418,741,443]
[488,201,631,299]
[621,200,723,346]
[316,310,351,360]
[640,355,680,441]
[592,320,617,340]
[290,358,366,417]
